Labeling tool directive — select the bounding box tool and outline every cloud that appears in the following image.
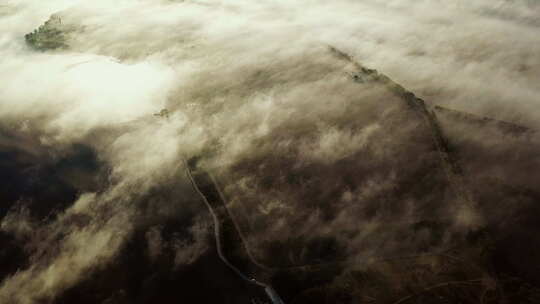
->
[0,0,539,302]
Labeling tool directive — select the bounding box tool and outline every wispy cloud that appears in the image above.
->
[0,0,539,302]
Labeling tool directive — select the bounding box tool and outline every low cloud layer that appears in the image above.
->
[0,0,539,303]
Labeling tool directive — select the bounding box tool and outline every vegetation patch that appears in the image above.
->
[25,15,68,51]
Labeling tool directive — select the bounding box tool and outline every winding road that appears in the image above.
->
[184,159,285,304]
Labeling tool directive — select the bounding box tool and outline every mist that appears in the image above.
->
[1,0,539,303]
